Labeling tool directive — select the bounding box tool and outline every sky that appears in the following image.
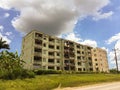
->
[0,0,120,70]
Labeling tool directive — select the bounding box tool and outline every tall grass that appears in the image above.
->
[0,74,120,90]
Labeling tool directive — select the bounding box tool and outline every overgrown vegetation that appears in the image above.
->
[0,74,120,90]
[0,50,35,80]
[34,69,62,75]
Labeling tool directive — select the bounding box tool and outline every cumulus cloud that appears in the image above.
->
[62,32,97,47]
[106,33,120,44]
[0,0,113,35]
[63,32,82,42]
[5,32,12,36]
[93,11,113,21]
[4,13,10,18]
[81,39,97,47]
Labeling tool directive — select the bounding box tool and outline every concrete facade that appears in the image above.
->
[21,30,109,72]
[91,48,109,72]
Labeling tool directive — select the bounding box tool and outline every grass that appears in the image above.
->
[0,74,120,90]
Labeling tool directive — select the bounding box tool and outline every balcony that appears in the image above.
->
[34,52,42,56]
[35,33,42,38]
[35,39,42,45]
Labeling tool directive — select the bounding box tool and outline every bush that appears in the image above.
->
[0,69,35,80]
[34,69,62,75]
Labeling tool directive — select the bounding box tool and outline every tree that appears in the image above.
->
[0,38,10,50]
[0,50,35,79]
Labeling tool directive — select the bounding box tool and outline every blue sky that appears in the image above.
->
[0,0,120,69]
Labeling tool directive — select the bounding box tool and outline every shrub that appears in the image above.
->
[34,69,62,75]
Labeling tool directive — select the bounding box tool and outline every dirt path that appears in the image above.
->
[54,82,120,90]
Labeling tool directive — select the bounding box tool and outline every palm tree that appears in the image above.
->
[0,38,10,49]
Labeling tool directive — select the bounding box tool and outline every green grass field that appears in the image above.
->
[0,74,120,90]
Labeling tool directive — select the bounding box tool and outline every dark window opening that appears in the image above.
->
[89,62,92,66]
[83,68,86,71]
[34,56,42,61]
[48,66,54,69]
[48,59,54,63]
[78,68,82,71]
[35,33,42,38]
[77,56,81,59]
[57,53,60,56]
[78,62,81,65]
[43,43,46,47]
[34,48,42,52]
[77,51,80,54]
[57,67,60,70]
[49,45,54,49]
[57,46,60,49]
[35,39,42,45]
[49,37,55,42]
[48,52,54,56]
[89,68,93,71]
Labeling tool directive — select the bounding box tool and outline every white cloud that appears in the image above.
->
[0,0,112,35]
[0,33,11,44]
[106,33,120,44]
[93,11,113,21]
[62,31,97,48]
[101,47,109,53]
[0,25,4,32]
[4,13,10,18]
[81,39,97,48]
[64,32,82,42]
[5,32,12,36]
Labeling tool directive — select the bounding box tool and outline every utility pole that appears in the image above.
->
[113,48,119,73]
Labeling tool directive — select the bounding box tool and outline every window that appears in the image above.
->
[96,63,98,66]
[77,51,80,54]
[48,66,54,70]
[35,33,42,38]
[88,57,92,60]
[77,56,81,59]
[34,47,42,52]
[49,52,54,56]
[57,53,60,56]
[78,68,82,71]
[82,51,84,54]
[56,46,60,49]
[95,59,97,61]
[48,59,54,63]
[57,67,60,70]
[89,62,92,66]
[89,68,93,71]
[57,59,60,63]
[78,62,81,66]
[49,45,54,49]
[94,54,97,56]
[43,43,46,47]
[83,68,86,71]
[34,56,41,61]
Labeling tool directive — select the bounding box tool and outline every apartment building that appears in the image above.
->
[21,30,109,72]
[91,48,109,72]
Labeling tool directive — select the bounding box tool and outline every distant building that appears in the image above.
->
[91,48,109,72]
[21,30,109,72]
